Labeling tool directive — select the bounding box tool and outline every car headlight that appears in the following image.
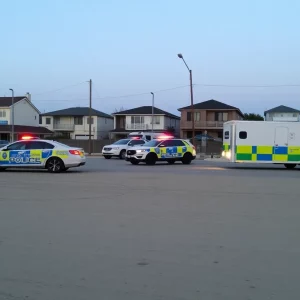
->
[136,149,147,153]
[225,151,231,159]
[222,151,225,157]
[113,147,119,150]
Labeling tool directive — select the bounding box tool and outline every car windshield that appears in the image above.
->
[113,139,130,145]
[143,140,161,147]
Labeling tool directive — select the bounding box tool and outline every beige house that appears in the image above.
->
[178,99,243,139]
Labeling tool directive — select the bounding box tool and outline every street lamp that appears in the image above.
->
[9,89,14,142]
[151,92,154,133]
[177,53,195,146]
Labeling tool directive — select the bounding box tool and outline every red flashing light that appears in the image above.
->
[69,150,81,155]
[131,137,140,140]
[157,135,174,140]
[21,136,34,140]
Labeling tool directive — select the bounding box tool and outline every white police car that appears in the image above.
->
[102,138,147,159]
[0,137,86,173]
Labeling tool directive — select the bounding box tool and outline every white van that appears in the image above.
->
[222,120,300,169]
[128,132,174,141]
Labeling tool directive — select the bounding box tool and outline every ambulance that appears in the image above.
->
[222,121,300,169]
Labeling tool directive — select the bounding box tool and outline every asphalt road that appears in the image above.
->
[1,158,300,300]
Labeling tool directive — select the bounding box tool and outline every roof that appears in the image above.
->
[264,105,300,116]
[0,97,27,107]
[113,106,180,119]
[41,107,113,119]
[0,125,53,134]
[178,99,241,111]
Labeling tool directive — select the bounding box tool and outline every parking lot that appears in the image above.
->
[1,158,300,300]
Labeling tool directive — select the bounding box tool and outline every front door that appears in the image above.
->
[274,127,289,157]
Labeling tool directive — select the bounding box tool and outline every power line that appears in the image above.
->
[194,84,300,87]
[33,81,87,96]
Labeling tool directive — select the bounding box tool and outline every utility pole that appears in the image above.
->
[89,79,92,154]
[9,89,14,142]
[151,92,154,133]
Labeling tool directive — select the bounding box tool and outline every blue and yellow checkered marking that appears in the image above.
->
[236,145,300,162]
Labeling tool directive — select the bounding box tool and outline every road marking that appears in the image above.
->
[190,166,226,171]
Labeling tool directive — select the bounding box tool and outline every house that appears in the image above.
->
[111,106,180,139]
[40,107,114,139]
[264,105,300,122]
[0,93,40,127]
[0,93,50,141]
[178,99,243,139]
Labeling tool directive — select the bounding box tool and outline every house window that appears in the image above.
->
[46,117,51,125]
[0,110,6,118]
[105,118,107,124]
[293,113,297,117]
[74,117,83,125]
[131,116,144,124]
[187,112,200,121]
[215,112,228,122]
[87,117,94,125]
[39,116,42,124]
[151,116,160,124]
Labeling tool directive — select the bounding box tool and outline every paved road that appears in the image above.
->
[1,159,300,300]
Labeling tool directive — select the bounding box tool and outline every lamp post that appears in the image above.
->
[9,89,14,142]
[151,92,154,133]
[177,53,195,146]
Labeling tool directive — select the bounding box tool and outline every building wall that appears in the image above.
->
[0,108,11,124]
[265,112,300,122]
[97,117,114,139]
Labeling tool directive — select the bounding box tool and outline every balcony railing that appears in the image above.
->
[180,121,224,128]
[126,123,149,130]
[53,123,75,131]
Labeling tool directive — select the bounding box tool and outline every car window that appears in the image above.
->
[6,142,27,150]
[113,139,131,145]
[158,140,173,147]
[143,140,161,147]
[26,141,55,150]
[130,140,145,146]
[171,140,185,146]
[145,135,151,140]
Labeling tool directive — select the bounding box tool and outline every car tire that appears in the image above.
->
[145,153,157,165]
[182,153,192,165]
[130,160,139,165]
[119,150,126,160]
[284,164,296,169]
[104,156,111,159]
[46,157,65,173]
[167,160,175,164]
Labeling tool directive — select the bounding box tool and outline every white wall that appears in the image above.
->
[97,117,114,139]
[9,100,39,126]
[266,112,300,122]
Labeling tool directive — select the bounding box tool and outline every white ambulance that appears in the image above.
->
[222,121,300,169]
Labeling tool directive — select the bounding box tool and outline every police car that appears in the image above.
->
[0,137,86,173]
[102,138,147,159]
[125,137,196,165]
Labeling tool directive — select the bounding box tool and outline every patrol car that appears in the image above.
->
[102,138,147,159]
[125,137,196,165]
[0,137,86,173]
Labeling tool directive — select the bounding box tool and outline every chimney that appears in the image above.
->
[25,92,31,101]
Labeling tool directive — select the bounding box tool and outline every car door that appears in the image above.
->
[0,141,28,167]
[158,139,186,159]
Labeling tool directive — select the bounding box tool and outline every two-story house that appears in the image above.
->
[111,106,180,139]
[40,107,114,139]
[264,105,300,122]
[0,93,52,141]
[178,99,243,139]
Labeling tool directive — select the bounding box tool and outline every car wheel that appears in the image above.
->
[145,153,157,165]
[167,160,175,164]
[119,150,126,159]
[130,160,139,165]
[46,157,65,173]
[182,153,192,165]
[284,164,296,169]
[104,155,111,159]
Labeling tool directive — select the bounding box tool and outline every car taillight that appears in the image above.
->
[69,150,81,155]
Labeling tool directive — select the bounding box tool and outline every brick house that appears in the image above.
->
[178,99,243,139]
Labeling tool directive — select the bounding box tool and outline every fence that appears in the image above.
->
[53,138,223,155]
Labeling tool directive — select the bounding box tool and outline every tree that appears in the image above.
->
[243,113,264,121]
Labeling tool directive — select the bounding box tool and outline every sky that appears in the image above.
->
[1,0,299,116]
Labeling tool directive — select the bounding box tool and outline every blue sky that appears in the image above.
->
[1,0,299,116]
